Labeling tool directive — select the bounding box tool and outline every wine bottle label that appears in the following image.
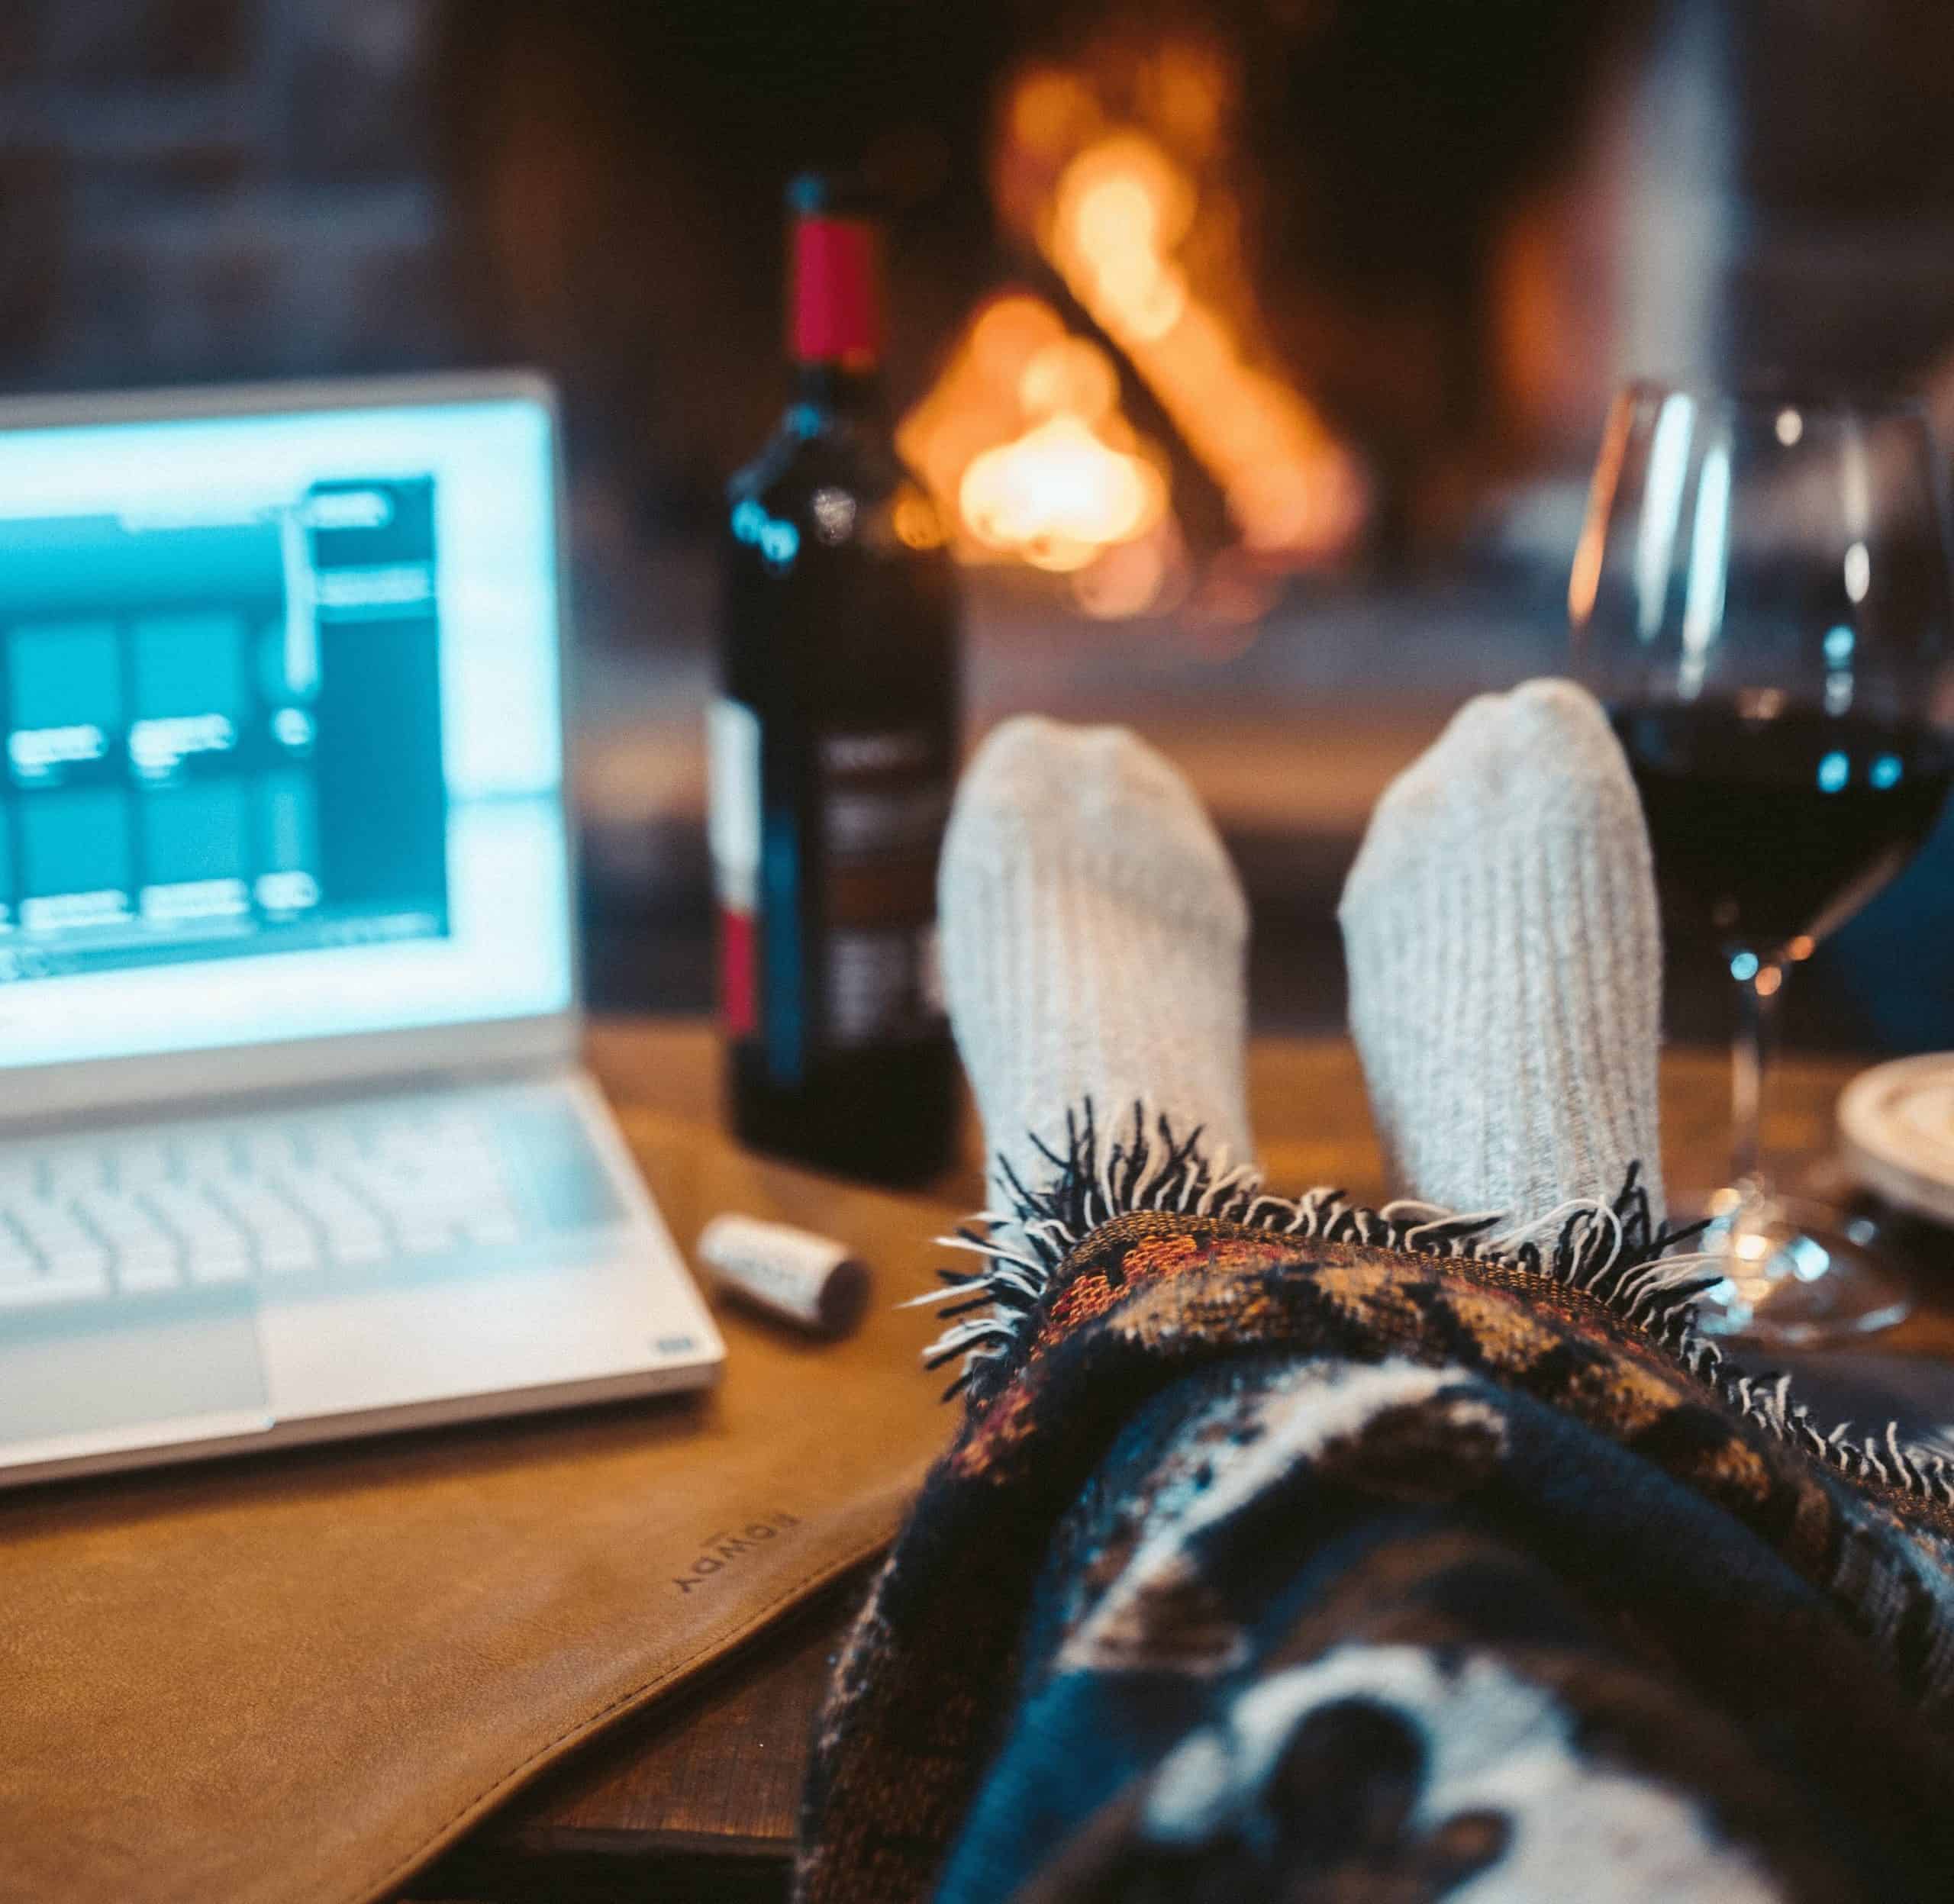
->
[708,699,948,1052]
[706,697,762,1038]
[817,727,947,1048]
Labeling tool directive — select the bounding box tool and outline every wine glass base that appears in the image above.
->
[1683,1190,1913,1347]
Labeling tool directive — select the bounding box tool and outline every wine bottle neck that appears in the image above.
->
[792,361,882,421]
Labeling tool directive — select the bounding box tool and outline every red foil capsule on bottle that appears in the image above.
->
[790,216,881,367]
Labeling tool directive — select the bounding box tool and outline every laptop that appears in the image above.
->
[0,372,724,1489]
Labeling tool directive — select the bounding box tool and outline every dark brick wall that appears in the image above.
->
[0,0,450,391]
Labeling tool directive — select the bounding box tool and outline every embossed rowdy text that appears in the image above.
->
[671,1513,803,1593]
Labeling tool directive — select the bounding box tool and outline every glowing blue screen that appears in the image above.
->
[0,394,572,1072]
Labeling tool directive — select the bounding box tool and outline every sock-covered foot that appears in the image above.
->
[939,716,1253,1216]
[1338,678,1664,1226]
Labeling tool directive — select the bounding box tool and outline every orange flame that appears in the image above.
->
[1046,132,1363,562]
[898,42,1367,617]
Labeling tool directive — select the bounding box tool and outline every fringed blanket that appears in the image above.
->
[797,1110,1954,1902]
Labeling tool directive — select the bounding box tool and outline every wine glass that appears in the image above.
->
[1570,381,1954,1344]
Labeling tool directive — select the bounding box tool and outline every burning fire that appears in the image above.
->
[901,42,1366,619]
[1051,135,1362,560]
[898,290,1185,613]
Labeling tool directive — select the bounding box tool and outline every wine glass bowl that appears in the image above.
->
[1571,382,1954,1343]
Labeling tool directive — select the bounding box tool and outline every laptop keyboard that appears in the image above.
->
[0,1084,628,1311]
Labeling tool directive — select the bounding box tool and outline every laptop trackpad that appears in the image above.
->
[0,1287,272,1472]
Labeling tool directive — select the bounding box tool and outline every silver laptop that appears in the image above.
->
[0,372,724,1488]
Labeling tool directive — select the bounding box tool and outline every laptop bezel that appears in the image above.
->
[0,369,582,1127]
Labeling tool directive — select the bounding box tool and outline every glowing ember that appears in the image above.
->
[961,414,1166,572]
[1018,337,1120,423]
[971,294,1066,385]
[1011,68,1097,157]
[892,489,946,549]
[1055,137,1195,346]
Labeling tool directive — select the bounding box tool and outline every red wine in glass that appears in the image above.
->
[1608,704,1954,956]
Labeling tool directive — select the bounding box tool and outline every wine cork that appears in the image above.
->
[696,1214,872,1336]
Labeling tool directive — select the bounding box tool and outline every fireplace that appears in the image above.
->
[7,0,1954,1044]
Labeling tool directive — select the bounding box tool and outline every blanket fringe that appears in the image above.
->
[911,1099,1954,1511]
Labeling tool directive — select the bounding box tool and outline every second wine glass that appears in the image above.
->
[1570,381,1954,1343]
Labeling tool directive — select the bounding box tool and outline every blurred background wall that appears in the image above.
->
[4,0,1954,1046]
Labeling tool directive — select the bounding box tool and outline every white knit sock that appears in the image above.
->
[939,716,1253,1213]
[1339,678,1664,1226]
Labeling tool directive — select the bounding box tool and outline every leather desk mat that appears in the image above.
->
[0,1110,960,1904]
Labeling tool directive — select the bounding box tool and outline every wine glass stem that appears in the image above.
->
[1729,960,1785,1194]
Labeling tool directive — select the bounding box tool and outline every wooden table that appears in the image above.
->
[411,1020,1954,1902]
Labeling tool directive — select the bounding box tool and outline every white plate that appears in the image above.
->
[1837,1052,1954,1226]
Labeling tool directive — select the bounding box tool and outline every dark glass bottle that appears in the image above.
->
[711,176,961,1184]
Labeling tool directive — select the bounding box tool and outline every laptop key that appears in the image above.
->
[395,1220,458,1257]
[258,1232,321,1274]
[42,1243,111,1281]
[188,1251,253,1287]
[0,1239,111,1303]
[463,1213,523,1249]
[0,1274,111,1308]
[327,1230,391,1268]
[118,1253,183,1294]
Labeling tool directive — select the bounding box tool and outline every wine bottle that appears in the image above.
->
[711,174,961,1184]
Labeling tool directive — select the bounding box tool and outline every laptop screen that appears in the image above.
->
[0,389,572,1074]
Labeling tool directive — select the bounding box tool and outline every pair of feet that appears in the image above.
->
[938,679,1664,1239]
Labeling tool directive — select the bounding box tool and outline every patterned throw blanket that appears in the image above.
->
[796,1111,1954,1902]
